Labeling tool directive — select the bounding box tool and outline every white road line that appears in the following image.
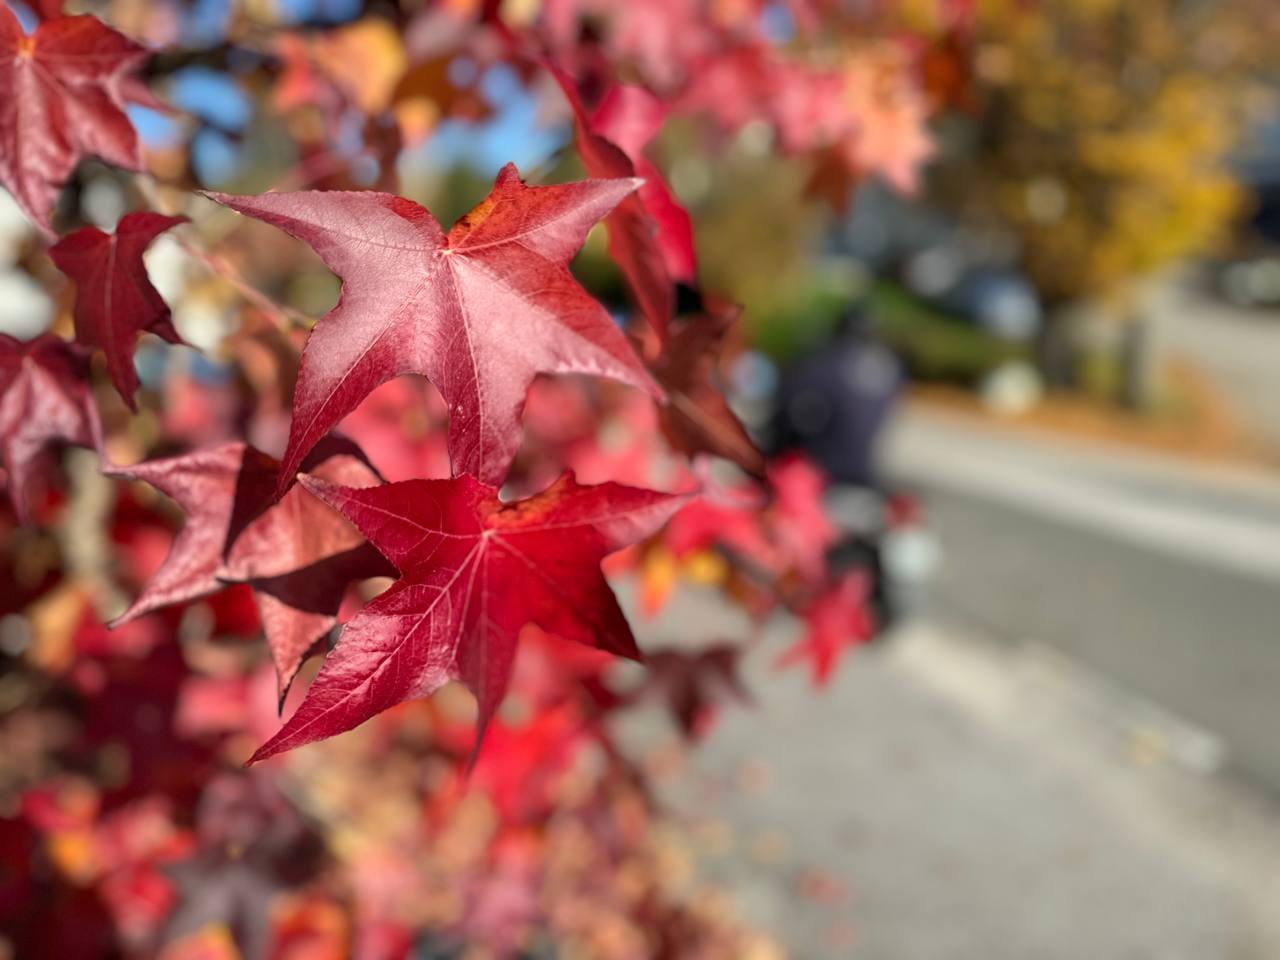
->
[884,418,1280,583]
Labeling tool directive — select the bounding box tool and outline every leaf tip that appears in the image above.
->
[296,472,338,503]
[244,740,280,766]
[200,190,242,213]
[106,598,142,631]
[463,717,493,777]
[495,162,522,186]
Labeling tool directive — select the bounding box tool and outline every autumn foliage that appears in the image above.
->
[0,0,943,954]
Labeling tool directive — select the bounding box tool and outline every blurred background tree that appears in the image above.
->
[932,0,1271,403]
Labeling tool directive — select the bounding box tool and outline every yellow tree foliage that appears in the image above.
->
[939,0,1268,306]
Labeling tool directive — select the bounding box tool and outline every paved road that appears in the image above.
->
[622,610,1280,959]
[616,408,1280,957]
[1156,283,1280,451]
[880,408,1280,792]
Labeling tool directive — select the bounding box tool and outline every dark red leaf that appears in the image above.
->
[208,163,661,495]
[49,212,189,410]
[635,644,751,739]
[107,438,392,697]
[248,472,689,763]
[0,7,153,234]
[0,333,100,522]
[653,302,764,476]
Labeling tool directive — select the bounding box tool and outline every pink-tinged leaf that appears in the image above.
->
[49,212,189,410]
[0,7,153,234]
[208,163,661,495]
[592,85,697,284]
[836,49,935,196]
[549,64,698,340]
[0,334,101,523]
[248,472,689,763]
[107,438,392,698]
[767,454,839,582]
[590,85,666,159]
[777,572,876,686]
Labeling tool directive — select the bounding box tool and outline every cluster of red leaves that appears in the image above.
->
[0,586,773,956]
[532,0,941,205]
[0,0,942,953]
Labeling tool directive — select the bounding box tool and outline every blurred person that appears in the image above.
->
[770,305,903,488]
[770,306,926,634]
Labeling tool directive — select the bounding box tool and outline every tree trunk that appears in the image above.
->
[1118,310,1155,411]
[1036,304,1079,390]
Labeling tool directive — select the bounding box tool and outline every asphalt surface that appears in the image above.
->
[881,408,1280,793]
[1157,283,1280,451]
[622,607,1280,959]
[615,407,1280,957]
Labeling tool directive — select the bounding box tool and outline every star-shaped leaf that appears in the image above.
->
[0,334,101,522]
[108,438,393,698]
[777,572,875,686]
[49,212,189,410]
[208,164,661,496]
[247,472,688,763]
[0,6,154,234]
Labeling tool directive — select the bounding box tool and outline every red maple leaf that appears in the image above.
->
[469,702,591,823]
[0,333,101,522]
[766,454,839,582]
[49,213,189,411]
[247,472,688,763]
[108,438,393,699]
[776,572,875,686]
[663,497,774,571]
[0,6,154,234]
[208,163,661,495]
[550,64,696,340]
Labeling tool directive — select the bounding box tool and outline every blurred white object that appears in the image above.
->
[979,360,1043,416]
[173,298,235,352]
[145,231,238,351]
[144,232,196,305]
[883,526,941,587]
[82,176,127,230]
[0,270,54,339]
[824,485,884,530]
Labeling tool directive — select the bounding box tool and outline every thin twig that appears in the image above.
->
[176,234,311,330]
[132,173,310,330]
